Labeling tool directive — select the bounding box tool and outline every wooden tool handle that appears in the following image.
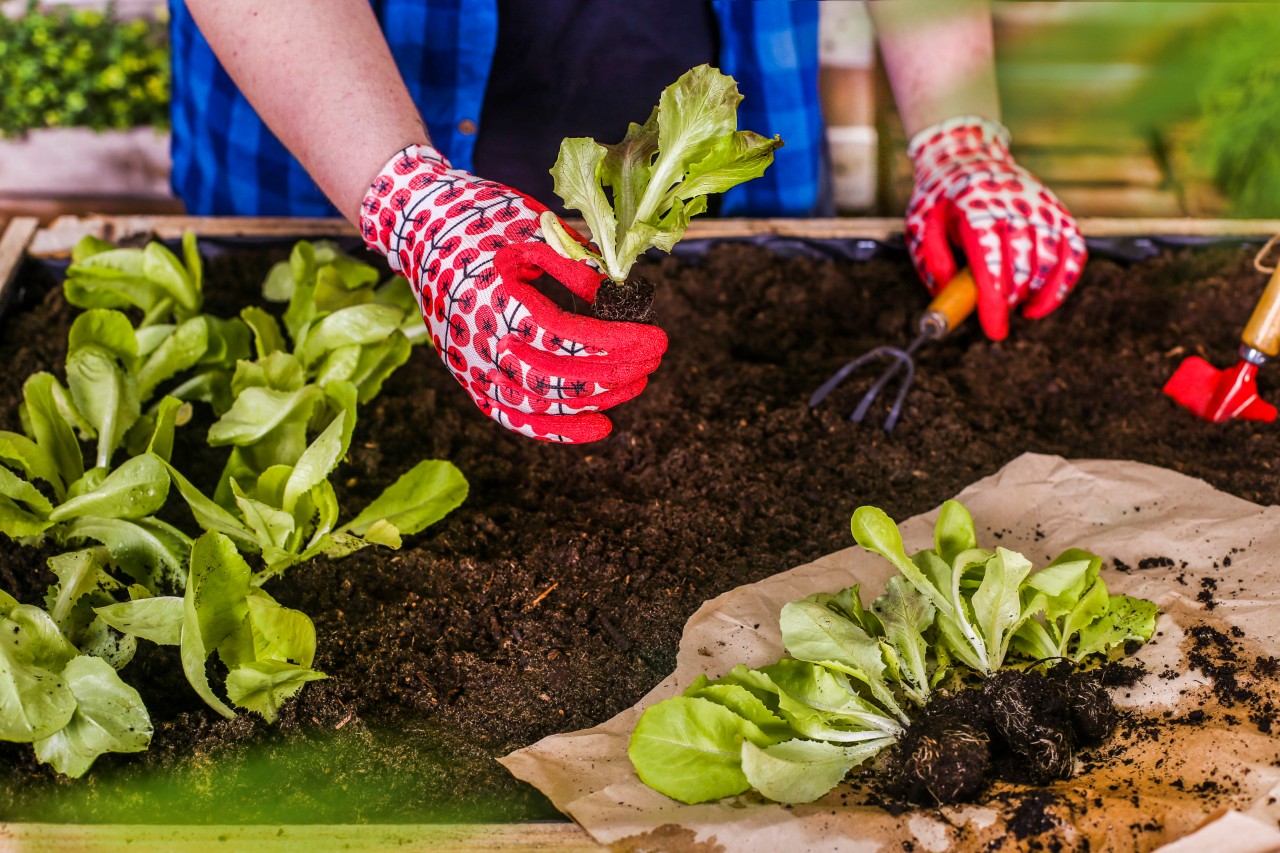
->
[920,268,978,338]
[1243,265,1280,356]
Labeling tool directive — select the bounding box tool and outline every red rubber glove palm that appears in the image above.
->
[360,145,667,444]
[905,116,1087,341]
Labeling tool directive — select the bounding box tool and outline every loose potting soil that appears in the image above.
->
[0,241,1277,829]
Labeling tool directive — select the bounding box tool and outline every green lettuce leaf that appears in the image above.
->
[225,660,326,724]
[741,737,892,805]
[32,655,151,777]
[339,459,468,540]
[779,597,905,721]
[95,596,184,646]
[180,532,252,718]
[628,695,770,804]
[1074,594,1159,660]
[48,454,168,523]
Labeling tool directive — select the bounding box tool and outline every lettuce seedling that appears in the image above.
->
[166,381,468,582]
[629,661,898,805]
[781,577,937,712]
[631,500,1161,807]
[97,531,325,721]
[852,502,1159,673]
[543,65,782,292]
[0,371,182,589]
[65,232,205,326]
[262,240,426,345]
[1012,549,1159,662]
[0,552,153,777]
[852,501,1034,675]
[65,234,251,425]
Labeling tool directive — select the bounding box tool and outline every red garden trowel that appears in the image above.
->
[1163,244,1280,423]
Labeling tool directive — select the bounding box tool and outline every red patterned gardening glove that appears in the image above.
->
[905,116,1087,341]
[361,145,668,444]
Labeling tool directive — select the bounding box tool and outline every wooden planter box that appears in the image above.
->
[4,214,1280,851]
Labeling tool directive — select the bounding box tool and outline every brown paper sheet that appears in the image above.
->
[500,454,1280,852]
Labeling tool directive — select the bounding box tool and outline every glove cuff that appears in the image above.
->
[359,143,453,272]
[907,116,1013,178]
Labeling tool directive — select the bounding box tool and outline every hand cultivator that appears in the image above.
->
[810,268,977,432]
[1164,239,1280,423]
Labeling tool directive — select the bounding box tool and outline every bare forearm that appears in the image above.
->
[866,0,999,137]
[185,0,429,221]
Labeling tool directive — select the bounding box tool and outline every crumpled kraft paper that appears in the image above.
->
[500,454,1280,853]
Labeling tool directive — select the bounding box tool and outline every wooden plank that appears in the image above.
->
[25,215,908,257]
[28,215,357,256]
[0,821,602,852]
[0,195,185,225]
[1016,150,1165,187]
[21,215,1280,263]
[0,216,39,312]
[1054,186,1186,219]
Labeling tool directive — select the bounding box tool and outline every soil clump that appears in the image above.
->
[889,666,1114,804]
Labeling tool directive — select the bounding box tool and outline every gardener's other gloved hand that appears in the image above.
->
[361,145,668,444]
[905,116,1087,341]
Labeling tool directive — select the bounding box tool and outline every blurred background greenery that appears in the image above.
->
[0,0,168,137]
[996,1,1280,219]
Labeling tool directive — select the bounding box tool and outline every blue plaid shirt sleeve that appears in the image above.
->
[714,0,826,217]
[168,0,826,217]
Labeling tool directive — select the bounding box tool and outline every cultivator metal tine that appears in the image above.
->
[810,269,978,433]
[808,344,918,432]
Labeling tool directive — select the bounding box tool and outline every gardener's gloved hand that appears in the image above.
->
[360,145,667,444]
[905,116,1087,341]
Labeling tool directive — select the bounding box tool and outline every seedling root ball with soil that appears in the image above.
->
[592,272,657,324]
[890,665,1115,804]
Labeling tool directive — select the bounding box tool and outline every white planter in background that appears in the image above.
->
[819,2,878,213]
[0,127,171,198]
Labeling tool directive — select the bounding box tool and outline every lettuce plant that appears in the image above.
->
[852,501,1034,675]
[66,234,251,416]
[0,548,154,777]
[1012,549,1158,662]
[630,500,1160,806]
[97,531,325,722]
[0,372,187,589]
[542,65,782,285]
[630,661,898,805]
[165,380,468,583]
[262,240,427,345]
[852,503,1158,674]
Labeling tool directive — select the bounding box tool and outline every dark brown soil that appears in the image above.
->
[592,271,656,322]
[0,240,1278,824]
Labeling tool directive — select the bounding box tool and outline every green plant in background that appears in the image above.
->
[994,2,1280,218]
[0,232,467,777]
[0,1,169,137]
[1181,11,1280,217]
